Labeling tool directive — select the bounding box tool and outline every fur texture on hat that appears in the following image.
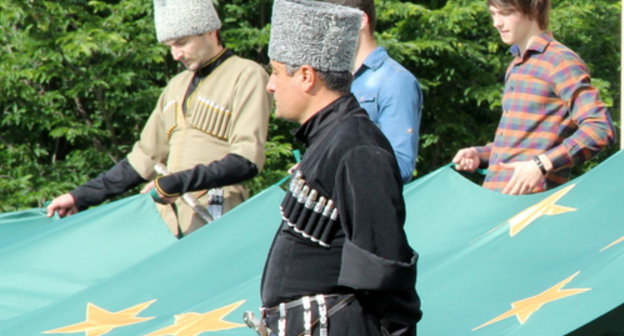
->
[269,0,362,72]
[154,0,222,42]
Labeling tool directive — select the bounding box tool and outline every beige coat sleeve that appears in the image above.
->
[126,90,173,180]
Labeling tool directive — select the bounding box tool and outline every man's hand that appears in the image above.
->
[141,181,178,204]
[46,193,79,218]
[452,147,480,172]
[288,163,300,175]
[500,160,545,195]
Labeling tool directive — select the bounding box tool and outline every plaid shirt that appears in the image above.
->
[475,33,615,193]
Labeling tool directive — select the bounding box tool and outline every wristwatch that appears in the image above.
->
[533,156,547,175]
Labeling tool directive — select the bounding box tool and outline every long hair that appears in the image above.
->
[488,0,550,30]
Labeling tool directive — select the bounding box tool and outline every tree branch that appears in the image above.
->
[73,96,118,162]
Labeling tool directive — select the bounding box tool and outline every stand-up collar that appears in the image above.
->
[195,48,233,80]
[183,48,233,108]
[294,94,361,146]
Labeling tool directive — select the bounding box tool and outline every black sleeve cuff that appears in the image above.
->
[338,238,418,291]
[71,158,146,211]
[155,153,258,195]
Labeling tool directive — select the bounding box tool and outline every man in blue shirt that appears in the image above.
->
[325,0,423,183]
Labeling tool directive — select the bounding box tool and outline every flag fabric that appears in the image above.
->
[0,151,623,335]
[0,187,284,336]
[405,150,624,335]
[0,195,176,323]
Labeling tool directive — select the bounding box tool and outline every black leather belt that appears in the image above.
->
[261,294,355,336]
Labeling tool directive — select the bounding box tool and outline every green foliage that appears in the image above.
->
[0,0,620,210]
[0,0,167,210]
[220,0,272,64]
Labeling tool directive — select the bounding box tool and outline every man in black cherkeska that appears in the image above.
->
[254,0,422,335]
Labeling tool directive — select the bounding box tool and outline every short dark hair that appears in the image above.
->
[285,64,353,95]
[488,0,550,30]
[321,0,376,32]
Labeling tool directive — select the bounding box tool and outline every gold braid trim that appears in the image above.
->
[154,176,181,197]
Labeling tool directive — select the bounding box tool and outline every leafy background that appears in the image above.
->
[0,0,620,211]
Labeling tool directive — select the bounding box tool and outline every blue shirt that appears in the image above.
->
[352,47,423,183]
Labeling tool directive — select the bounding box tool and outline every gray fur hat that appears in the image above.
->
[269,0,362,72]
[154,0,222,42]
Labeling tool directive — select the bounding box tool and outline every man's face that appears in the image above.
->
[165,32,219,71]
[266,61,305,123]
[489,5,534,46]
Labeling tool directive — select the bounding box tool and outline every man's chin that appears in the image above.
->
[274,109,289,122]
[183,63,198,71]
[499,34,513,45]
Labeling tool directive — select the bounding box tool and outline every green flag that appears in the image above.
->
[1,151,623,335]
[0,195,176,323]
[406,150,624,335]
[0,186,283,335]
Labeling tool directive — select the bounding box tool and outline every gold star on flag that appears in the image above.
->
[145,300,246,336]
[473,271,590,331]
[505,184,576,237]
[600,236,624,252]
[44,299,156,336]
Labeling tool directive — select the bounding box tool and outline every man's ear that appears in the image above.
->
[360,12,369,31]
[298,65,316,92]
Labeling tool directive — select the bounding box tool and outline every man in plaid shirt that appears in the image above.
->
[453,0,616,195]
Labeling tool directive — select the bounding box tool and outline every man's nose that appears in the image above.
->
[171,47,183,61]
[265,80,275,93]
[492,15,503,28]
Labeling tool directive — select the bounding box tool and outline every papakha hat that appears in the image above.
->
[154,0,222,42]
[268,0,362,72]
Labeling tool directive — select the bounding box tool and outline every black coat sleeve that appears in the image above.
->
[154,153,258,196]
[70,158,146,211]
[334,145,415,288]
[334,145,421,333]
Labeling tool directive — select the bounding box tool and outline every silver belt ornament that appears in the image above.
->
[207,187,224,219]
[302,296,312,336]
[316,294,328,336]
[245,294,353,336]
[243,311,270,336]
